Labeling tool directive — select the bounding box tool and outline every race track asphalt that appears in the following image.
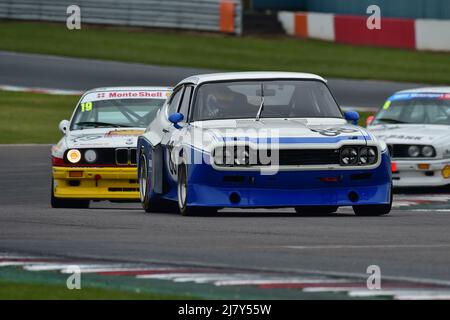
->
[0,51,424,109]
[1,145,450,284]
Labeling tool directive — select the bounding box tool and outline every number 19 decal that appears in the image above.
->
[81,102,93,112]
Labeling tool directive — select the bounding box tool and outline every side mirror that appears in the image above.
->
[366,115,375,127]
[168,113,184,129]
[59,119,70,134]
[344,111,360,125]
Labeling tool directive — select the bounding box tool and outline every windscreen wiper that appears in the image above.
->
[255,83,265,121]
[75,121,131,128]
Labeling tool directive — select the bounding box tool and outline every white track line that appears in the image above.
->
[0,84,82,95]
[284,244,450,250]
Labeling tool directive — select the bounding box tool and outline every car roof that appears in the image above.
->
[178,72,327,86]
[85,86,172,93]
[396,87,450,94]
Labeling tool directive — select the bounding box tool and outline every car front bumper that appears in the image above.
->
[182,152,392,208]
[52,166,139,200]
[392,158,450,187]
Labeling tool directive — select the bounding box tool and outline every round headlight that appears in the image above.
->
[67,149,81,164]
[359,147,377,165]
[408,145,420,157]
[421,146,435,158]
[84,149,97,163]
[235,148,250,166]
[215,147,233,165]
[341,147,358,165]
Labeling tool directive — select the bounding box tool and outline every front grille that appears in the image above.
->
[115,149,129,165]
[130,148,137,165]
[388,144,436,158]
[277,149,341,166]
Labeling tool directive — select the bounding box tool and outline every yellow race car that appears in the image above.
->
[51,86,171,208]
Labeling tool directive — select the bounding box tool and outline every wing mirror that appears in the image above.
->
[168,113,184,129]
[59,119,70,134]
[344,111,360,125]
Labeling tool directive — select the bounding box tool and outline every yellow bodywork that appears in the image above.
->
[53,166,139,200]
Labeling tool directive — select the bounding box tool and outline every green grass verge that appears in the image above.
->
[0,90,78,144]
[1,21,450,84]
[0,280,191,300]
[0,90,372,144]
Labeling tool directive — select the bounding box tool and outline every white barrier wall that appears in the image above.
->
[307,12,335,41]
[278,11,295,35]
[416,19,450,52]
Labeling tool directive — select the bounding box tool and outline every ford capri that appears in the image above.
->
[137,72,392,216]
[51,86,171,208]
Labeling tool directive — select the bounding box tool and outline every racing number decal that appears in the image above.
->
[310,127,359,137]
[81,102,93,112]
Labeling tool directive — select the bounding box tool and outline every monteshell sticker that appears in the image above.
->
[105,130,145,137]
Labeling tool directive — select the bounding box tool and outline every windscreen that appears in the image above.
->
[191,80,342,121]
[373,93,450,125]
[70,98,166,130]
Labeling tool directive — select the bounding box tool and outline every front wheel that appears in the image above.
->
[50,179,89,209]
[353,184,393,216]
[177,164,217,216]
[140,154,175,213]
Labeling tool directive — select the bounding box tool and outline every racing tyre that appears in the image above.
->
[51,179,89,209]
[177,164,217,216]
[353,184,393,216]
[140,154,175,213]
[295,206,338,216]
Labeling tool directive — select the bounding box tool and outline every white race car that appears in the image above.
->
[51,86,171,208]
[367,87,450,188]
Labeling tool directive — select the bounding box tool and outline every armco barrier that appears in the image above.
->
[0,0,242,35]
[278,11,450,52]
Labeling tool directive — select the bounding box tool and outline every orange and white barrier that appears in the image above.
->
[278,11,450,52]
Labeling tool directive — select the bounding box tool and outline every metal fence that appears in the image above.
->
[0,0,242,34]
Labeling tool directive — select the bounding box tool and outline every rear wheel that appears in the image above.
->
[50,179,89,209]
[353,184,393,216]
[140,154,175,213]
[295,206,338,216]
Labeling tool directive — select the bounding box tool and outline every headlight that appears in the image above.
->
[359,147,377,165]
[214,147,233,165]
[421,146,435,158]
[408,145,420,157]
[84,149,97,163]
[214,146,251,166]
[234,147,250,166]
[340,147,358,165]
[66,149,81,164]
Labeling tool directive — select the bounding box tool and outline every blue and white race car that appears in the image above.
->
[137,72,392,216]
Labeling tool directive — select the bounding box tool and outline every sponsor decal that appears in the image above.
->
[105,130,144,137]
[389,93,450,101]
[377,134,422,140]
[83,91,169,102]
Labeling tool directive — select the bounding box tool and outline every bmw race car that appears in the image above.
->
[137,72,392,216]
[367,87,450,188]
[51,86,171,208]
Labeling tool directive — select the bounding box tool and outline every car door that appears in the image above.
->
[162,85,193,179]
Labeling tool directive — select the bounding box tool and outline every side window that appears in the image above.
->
[167,88,183,116]
[178,86,193,123]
